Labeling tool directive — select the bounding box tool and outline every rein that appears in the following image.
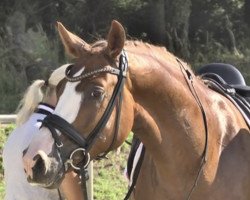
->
[40,50,128,200]
[176,58,209,200]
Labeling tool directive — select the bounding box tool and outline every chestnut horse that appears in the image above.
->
[23,21,250,200]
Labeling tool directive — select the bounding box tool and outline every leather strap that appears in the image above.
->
[123,145,145,200]
[176,58,209,200]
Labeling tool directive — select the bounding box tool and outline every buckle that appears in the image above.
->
[68,148,90,170]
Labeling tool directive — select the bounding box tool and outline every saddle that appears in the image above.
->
[197,63,250,128]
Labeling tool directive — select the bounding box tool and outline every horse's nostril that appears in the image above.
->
[33,154,47,175]
[23,149,52,182]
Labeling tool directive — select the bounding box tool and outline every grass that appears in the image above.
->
[0,181,4,200]
[0,124,14,200]
[93,144,131,200]
[0,124,132,200]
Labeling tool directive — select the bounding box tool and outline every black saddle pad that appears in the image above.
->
[201,74,250,128]
[196,63,247,85]
[197,63,250,102]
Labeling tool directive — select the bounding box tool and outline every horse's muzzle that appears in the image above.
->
[23,147,65,189]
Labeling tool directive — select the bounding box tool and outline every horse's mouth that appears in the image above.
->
[45,169,65,189]
[27,165,65,189]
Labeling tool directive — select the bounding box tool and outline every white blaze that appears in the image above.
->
[23,68,85,179]
[54,68,84,123]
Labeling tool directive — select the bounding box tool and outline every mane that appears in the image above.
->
[16,64,70,127]
[125,40,191,70]
[92,39,191,71]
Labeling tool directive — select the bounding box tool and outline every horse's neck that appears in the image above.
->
[128,52,207,181]
[125,46,250,198]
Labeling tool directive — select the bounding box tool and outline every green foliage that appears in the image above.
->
[0,124,15,175]
[93,134,133,200]
[0,13,59,113]
[0,0,249,113]
[93,148,129,200]
[0,181,5,200]
[190,33,250,85]
[0,124,15,199]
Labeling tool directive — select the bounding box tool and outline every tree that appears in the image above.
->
[147,0,166,44]
[244,0,250,27]
[165,0,191,59]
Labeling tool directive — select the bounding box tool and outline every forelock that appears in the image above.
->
[48,64,71,86]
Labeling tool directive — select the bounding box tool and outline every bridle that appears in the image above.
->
[40,50,128,200]
[39,51,208,200]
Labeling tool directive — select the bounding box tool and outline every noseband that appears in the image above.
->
[40,50,128,199]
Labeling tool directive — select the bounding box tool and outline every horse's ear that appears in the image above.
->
[107,20,126,58]
[57,22,90,58]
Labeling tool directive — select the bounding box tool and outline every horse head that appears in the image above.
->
[22,20,135,188]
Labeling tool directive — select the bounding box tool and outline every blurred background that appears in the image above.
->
[0,0,250,113]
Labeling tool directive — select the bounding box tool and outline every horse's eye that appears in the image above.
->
[91,89,104,99]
